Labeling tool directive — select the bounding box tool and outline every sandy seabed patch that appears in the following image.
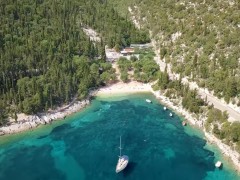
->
[0,81,240,172]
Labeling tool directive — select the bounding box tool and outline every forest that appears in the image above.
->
[109,0,240,104]
[206,108,240,153]
[0,0,150,125]
[117,52,160,83]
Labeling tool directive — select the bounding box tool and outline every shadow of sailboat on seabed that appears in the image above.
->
[122,162,137,177]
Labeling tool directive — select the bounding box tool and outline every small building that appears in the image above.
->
[105,48,121,62]
[120,48,135,56]
[130,43,152,49]
[105,46,140,62]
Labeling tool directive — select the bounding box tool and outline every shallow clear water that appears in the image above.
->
[0,93,239,180]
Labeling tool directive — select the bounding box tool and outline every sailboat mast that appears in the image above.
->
[119,136,122,157]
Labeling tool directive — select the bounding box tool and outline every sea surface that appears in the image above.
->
[0,93,239,180]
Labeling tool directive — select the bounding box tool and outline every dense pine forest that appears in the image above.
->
[0,0,150,124]
[109,0,240,104]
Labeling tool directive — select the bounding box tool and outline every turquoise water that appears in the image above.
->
[0,93,239,180]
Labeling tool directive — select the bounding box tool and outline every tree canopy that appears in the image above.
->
[109,0,240,104]
[0,0,148,125]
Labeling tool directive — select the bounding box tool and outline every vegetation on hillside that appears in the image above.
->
[0,0,149,125]
[117,53,160,83]
[206,108,240,153]
[110,0,240,104]
[155,70,240,153]
[155,71,205,114]
[81,0,150,48]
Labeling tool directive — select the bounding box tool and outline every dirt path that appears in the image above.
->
[112,62,121,80]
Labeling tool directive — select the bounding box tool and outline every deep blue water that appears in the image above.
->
[0,93,239,180]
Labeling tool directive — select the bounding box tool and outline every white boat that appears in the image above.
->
[169,113,173,117]
[116,136,129,173]
[163,106,167,110]
[182,121,187,126]
[146,99,151,103]
[215,161,222,168]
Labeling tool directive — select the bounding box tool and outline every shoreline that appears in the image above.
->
[0,98,91,136]
[150,89,240,172]
[0,81,150,136]
[97,82,240,172]
[0,81,240,171]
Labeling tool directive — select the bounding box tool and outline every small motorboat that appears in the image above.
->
[169,113,173,117]
[146,99,152,103]
[215,161,222,168]
[182,121,187,126]
[163,106,167,110]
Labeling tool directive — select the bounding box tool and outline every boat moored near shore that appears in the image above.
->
[146,99,152,103]
[182,121,187,126]
[215,161,222,168]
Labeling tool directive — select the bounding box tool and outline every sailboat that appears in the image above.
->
[116,136,129,173]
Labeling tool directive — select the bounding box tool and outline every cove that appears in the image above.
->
[0,93,239,180]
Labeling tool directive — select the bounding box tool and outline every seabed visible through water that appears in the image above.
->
[0,93,239,180]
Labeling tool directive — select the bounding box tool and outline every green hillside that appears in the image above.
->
[110,0,240,104]
[0,0,149,124]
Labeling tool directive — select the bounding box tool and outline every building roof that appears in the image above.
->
[120,47,134,54]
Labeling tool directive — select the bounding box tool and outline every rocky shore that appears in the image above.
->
[0,99,90,135]
[151,89,240,171]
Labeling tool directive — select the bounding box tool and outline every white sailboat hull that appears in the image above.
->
[116,155,129,173]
